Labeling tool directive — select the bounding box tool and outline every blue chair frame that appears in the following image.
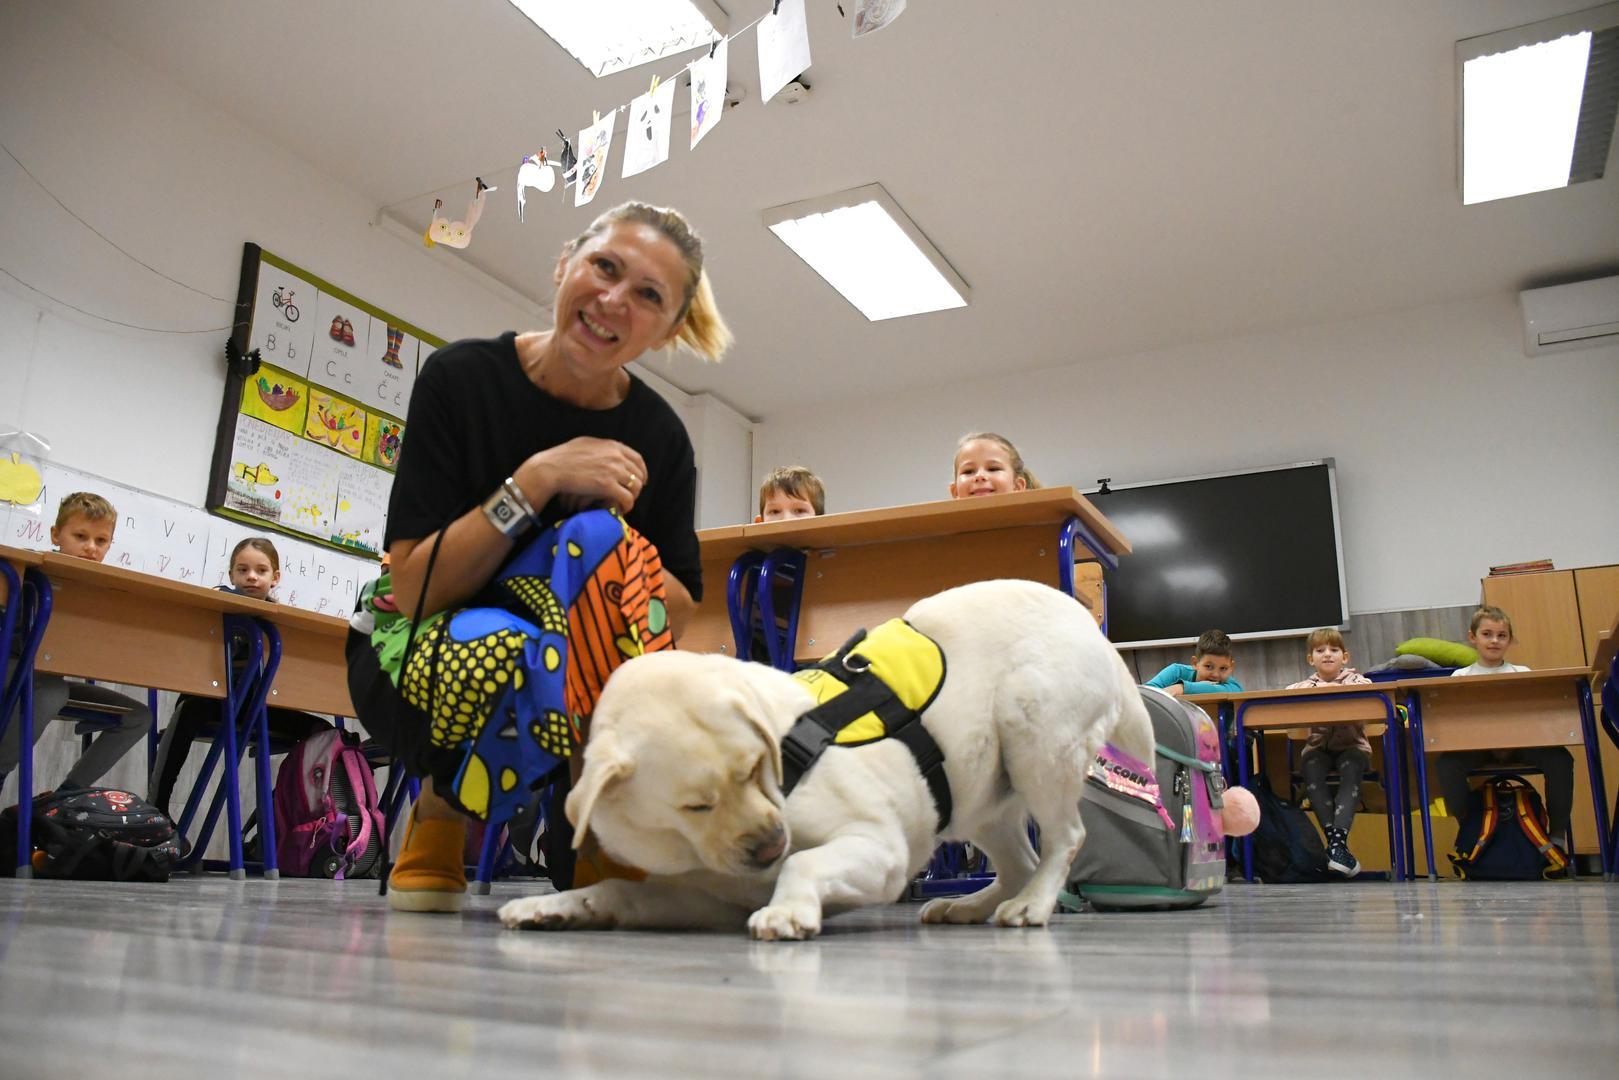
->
[0,567,53,876]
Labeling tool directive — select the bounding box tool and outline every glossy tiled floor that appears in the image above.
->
[1,877,1616,1078]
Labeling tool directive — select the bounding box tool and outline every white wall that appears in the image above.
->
[754,293,1619,614]
[0,4,749,525]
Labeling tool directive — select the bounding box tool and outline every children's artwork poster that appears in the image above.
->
[331,456,391,556]
[362,414,404,471]
[303,388,368,460]
[575,110,616,208]
[238,361,309,436]
[247,263,319,377]
[225,417,298,525]
[211,245,443,560]
[758,0,813,104]
[689,37,728,150]
[622,77,677,179]
[852,0,906,37]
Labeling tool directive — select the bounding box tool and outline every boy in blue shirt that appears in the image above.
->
[1146,629,1243,696]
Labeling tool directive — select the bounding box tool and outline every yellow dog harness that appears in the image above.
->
[782,619,952,830]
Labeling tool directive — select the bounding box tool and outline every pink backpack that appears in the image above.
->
[271,729,384,878]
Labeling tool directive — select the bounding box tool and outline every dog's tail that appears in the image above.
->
[1107,654,1156,764]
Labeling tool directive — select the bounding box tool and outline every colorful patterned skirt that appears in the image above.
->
[346,509,673,828]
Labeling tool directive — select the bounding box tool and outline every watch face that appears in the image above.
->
[492,501,517,525]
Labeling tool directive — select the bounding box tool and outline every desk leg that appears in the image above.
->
[253,620,282,880]
[1573,679,1612,881]
[1406,691,1438,882]
[1235,705,1254,883]
[13,571,53,880]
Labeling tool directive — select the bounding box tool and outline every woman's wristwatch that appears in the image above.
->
[482,476,537,538]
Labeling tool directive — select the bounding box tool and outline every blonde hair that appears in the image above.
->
[231,536,281,573]
[955,432,1040,489]
[1304,627,1346,654]
[1470,605,1513,638]
[564,202,733,361]
[55,491,117,529]
[759,466,825,516]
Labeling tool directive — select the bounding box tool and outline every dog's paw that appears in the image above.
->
[498,891,611,931]
[992,896,1055,928]
[919,896,991,924]
[748,902,822,941]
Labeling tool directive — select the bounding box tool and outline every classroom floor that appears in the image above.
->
[1,877,1616,1079]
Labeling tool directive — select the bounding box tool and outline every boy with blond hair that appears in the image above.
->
[1,492,154,790]
[755,466,825,522]
[1288,626,1372,877]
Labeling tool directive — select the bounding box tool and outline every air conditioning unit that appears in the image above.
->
[1520,275,1619,356]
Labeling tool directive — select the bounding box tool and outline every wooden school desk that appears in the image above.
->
[679,487,1130,666]
[1219,682,1410,881]
[1400,667,1611,882]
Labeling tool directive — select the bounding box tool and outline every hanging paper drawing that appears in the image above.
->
[516,152,557,221]
[689,37,728,150]
[304,389,368,459]
[758,0,813,104]
[622,76,677,179]
[425,178,493,248]
[852,0,906,37]
[0,453,45,508]
[555,130,578,189]
[574,112,616,208]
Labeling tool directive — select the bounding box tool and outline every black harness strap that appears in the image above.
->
[778,631,953,831]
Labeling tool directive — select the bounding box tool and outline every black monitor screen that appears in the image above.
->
[1093,462,1347,646]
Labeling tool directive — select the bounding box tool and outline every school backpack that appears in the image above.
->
[0,787,187,881]
[1448,774,1569,880]
[1246,781,1330,883]
[1063,686,1230,910]
[272,728,384,878]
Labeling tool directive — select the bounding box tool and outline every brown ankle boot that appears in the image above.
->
[388,805,467,913]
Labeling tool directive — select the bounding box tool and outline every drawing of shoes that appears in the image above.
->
[342,318,356,346]
[329,315,344,341]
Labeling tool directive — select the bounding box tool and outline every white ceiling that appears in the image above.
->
[70,0,1619,419]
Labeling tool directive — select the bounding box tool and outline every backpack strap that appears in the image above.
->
[1508,784,1569,876]
[1449,780,1503,879]
[336,744,375,871]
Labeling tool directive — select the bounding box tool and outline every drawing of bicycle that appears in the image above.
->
[271,286,300,322]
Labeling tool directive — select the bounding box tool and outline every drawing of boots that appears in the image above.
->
[381,325,404,369]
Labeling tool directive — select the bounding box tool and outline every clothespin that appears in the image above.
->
[773,0,781,13]
[649,74,661,97]
[593,109,601,124]
[709,37,718,59]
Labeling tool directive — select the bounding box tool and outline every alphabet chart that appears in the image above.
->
[0,460,374,615]
[210,244,443,558]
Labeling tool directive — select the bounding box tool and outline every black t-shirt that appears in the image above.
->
[385,331,703,603]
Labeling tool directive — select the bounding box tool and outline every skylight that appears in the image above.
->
[1458,4,1619,205]
[509,0,727,78]
[764,185,970,322]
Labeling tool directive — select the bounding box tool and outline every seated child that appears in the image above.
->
[148,537,330,818]
[949,432,1038,498]
[1434,605,1573,849]
[1145,629,1243,696]
[1288,627,1372,878]
[0,492,154,789]
[748,468,825,664]
[755,466,824,521]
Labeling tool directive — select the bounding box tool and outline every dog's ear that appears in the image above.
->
[732,669,786,788]
[565,736,635,849]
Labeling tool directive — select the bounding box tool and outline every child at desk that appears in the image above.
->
[755,465,824,521]
[0,492,154,790]
[1145,629,1244,696]
[148,537,330,818]
[949,432,1038,497]
[1288,627,1372,878]
[1434,605,1574,850]
[748,468,825,664]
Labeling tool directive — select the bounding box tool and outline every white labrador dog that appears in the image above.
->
[498,579,1153,940]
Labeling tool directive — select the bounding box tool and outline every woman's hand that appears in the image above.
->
[514,437,648,516]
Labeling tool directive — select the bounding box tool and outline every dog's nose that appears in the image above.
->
[745,825,787,868]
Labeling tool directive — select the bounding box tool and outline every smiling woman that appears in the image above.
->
[344,202,732,914]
